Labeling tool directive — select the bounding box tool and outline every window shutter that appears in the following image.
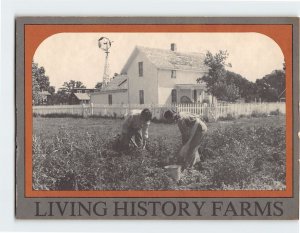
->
[171,70,176,79]
[138,62,143,77]
[139,90,144,104]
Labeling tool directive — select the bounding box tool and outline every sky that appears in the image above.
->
[34,32,284,90]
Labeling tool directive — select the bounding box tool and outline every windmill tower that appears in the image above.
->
[98,37,112,86]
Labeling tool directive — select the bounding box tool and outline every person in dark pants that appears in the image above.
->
[164,110,208,169]
[118,108,152,150]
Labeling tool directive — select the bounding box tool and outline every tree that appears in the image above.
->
[62,80,86,93]
[32,61,55,105]
[198,50,241,102]
[32,63,42,105]
[212,82,240,102]
[51,80,87,105]
[256,70,285,102]
[51,89,70,105]
[225,71,258,102]
[95,82,103,89]
[35,66,50,91]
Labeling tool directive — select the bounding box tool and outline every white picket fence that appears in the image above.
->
[33,102,285,121]
[176,102,285,120]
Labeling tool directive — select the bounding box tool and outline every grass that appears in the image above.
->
[33,115,286,191]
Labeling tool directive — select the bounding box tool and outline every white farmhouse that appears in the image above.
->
[91,44,215,105]
[90,74,128,105]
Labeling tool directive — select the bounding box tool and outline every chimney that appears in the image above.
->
[170,43,177,52]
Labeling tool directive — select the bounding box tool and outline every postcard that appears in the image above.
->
[15,17,299,219]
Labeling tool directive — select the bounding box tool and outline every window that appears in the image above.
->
[171,70,176,79]
[193,90,197,102]
[138,62,143,77]
[171,89,177,103]
[108,94,112,105]
[139,90,144,104]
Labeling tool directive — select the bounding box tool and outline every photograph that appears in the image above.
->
[32,32,286,192]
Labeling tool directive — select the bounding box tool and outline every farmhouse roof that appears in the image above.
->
[101,74,128,92]
[121,46,208,73]
[73,93,90,101]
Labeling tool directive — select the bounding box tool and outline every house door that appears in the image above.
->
[171,89,177,103]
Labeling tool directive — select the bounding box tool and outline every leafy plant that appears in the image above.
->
[33,116,286,191]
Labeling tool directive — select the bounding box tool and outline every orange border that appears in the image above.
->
[25,24,293,198]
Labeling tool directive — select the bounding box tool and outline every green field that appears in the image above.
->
[33,115,286,191]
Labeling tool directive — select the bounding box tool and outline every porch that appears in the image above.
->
[173,84,216,104]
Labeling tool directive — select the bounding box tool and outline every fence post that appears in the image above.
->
[82,103,86,118]
[31,102,286,119]
[90,103,94,116]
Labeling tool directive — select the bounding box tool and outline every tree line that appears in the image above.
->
[197,50,286,103]
[32,62,89,105]
[33,50,286,106]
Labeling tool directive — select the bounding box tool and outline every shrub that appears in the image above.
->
[146,137,180,166]
[210,140,253,186]
[238,114,246,119]
[97,150,175,190]
[33,116,286,191]
[251,110,268,118]
[198,120,286,189]
[33,130,102,190]
[33,130,176,191]
[269,109,281,116]
[178,168,212,190]
[218,113,236,121]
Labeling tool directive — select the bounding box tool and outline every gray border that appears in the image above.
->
[16,17,299,219]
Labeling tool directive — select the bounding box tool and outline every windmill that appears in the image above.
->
[98,37,113,86]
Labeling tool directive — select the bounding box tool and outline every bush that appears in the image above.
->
[238,114,246,119]
[178,168,212,190]
[33,130,176,191]
[146,137,181,166]
[33,130,102,190]
[218,113,236,121]
[33,116,286,191]
[269,109,281,116]
[97,150,175,190]
[198,121,286,190]
[251,110,268,118]
[210,140,253,186]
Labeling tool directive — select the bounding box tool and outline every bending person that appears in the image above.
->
[119,108,152,150]
[164,110,208,169]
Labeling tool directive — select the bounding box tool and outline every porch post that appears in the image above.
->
[176,86,178,104]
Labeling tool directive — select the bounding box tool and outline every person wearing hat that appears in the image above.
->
[118,108,152,150]
[164,110,208,169]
